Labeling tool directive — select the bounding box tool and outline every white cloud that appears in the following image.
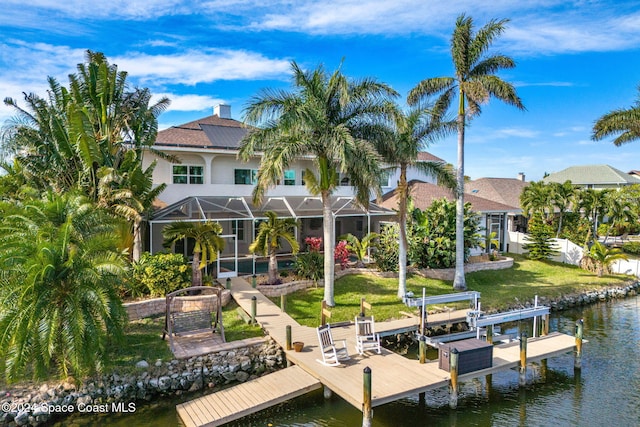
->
[113,49,290,85]
[154,93,227,112]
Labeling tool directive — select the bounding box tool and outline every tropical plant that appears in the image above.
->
[0,192,127,381]
[2,51,170,261]
[375,103,456,297]
[601,191,636,243]
[409,198,481,269]
[295,252,324,285]
[480,231,500,258]
[339,232,379,268]
[577,188,610,239]
[131,252,191,297]
[592,84,640,145]
[522,214,559,261]
[520,180,553,221]
[582,241,628,277]
[249,211,299,285]
[162,221,225,287]
[372,224,400,272]
[334,240,351,270]
[239,60,398,306]
[549,180,576,237]
[408,14,525,290]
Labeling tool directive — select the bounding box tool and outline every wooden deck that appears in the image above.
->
[176,365,321,427]
[178,277,578,425]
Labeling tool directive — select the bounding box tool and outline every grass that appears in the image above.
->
[104,301,264,374]
[274,254,634,327]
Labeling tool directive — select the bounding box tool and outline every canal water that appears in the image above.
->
[58,295,640,427]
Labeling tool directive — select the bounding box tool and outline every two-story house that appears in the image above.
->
[144,105,396,277]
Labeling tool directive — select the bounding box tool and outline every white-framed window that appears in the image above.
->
[235,169,257,185]
[380,170,393,187]
[284,170,296,186]
[173,165,203,184]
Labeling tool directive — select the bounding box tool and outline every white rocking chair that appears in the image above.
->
[355,315,381,355]
[316,324,350,366]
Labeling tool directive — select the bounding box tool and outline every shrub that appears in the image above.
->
[131,252,191,297]
[295,251,324,283]
[334,240,350,270]
[373,224,399,272]
[622,241,640,255]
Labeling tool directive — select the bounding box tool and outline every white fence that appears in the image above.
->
[507,231,640,278]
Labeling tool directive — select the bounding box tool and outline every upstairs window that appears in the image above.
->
[173,165,203,184]
[284,170,296,186]
[235,169,257,185]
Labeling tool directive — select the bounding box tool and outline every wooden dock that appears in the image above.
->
[176,365,321,427]
[178,277,578,426]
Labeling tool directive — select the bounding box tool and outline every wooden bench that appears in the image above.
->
[171,310,213,336]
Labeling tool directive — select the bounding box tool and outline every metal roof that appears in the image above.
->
[150,195,394,223]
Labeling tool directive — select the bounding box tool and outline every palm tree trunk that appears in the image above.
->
[133,217,143,262]
[322,192,335,306]
[397,165,408,298]
[453,100,467,291]
[268,251,278,285]
[192,252,202,287]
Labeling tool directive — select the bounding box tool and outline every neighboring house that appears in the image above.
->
[380,151,445,190]
[466,174,529,233]
[379,180,520,253]
[143,105,394,277]
[543,164,640,189]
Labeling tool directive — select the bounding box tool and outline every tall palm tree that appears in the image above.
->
[408,14,525,290]
[577,188,609,240]
[239,60,397,306]
[250,211,300,285]
[602,192,636,243]
[592,85,640,145]
[376,103,456,298]
[0,192,127,380]
[162,221,225,287]
[549,180,576,237]
[520,181,552,221]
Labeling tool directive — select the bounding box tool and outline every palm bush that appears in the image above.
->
[373,225,400,272]
[295,252,324,285]
[0,192,127,381]
[339,232,379,268]
[249,211,299,285]
[583,241,629,277]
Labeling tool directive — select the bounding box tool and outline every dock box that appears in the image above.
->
[438,338,493,374]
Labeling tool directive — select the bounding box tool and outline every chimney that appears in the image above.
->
[214,104,231,119]
[517,172,525,182]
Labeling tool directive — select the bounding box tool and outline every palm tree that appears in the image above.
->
[585,241,628,277]
[0,192,127,380]
[577,188,609,240]
[339,232,380,269]
[239,60,397,306]
[520,181,552,221]
[162,221,225,287]
[375,103,456,298]
[602,192,636,243]
[408,14,525,290]
[250,211,300,285]
[592,85,640,145]
[549,180,576,237]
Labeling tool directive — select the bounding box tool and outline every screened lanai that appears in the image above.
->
[148,195,395,277]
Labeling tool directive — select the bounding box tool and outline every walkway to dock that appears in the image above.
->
[178,277,578,426]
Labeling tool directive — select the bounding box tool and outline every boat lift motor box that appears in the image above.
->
[438,338,493,374]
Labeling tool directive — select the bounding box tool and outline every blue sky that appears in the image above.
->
[2,0,640,182]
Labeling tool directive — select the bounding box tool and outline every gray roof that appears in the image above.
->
[465,178,528,209]
[543,164,640,186]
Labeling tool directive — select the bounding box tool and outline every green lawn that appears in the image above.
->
[274,254,633,327]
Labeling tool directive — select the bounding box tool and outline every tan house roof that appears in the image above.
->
[380,180,519,213]
[465,178,528,209]
[417,152,445,163]
[156,114,248,149]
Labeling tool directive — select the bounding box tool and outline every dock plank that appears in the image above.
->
[177,365,321,426]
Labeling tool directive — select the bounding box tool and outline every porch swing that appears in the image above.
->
[162,286,226,356]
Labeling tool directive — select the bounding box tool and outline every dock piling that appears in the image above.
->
[519,332,528,386]
[286,325,292,350]
[251,296,257,324]
[575,319,583,370]
[281,294,287,312]
[363,366,372,427]
[449,348,459,409]
[226,277,231,289]
[251,274,257,288]
[419,336,427,364]
[486,324,493,344]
